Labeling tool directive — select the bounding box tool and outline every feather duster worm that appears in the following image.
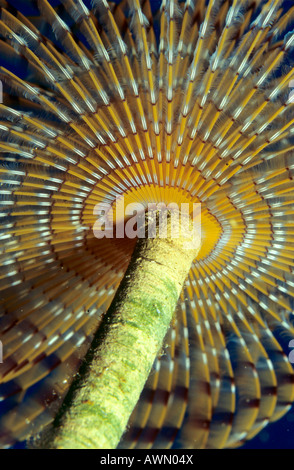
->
[0,0,294,449]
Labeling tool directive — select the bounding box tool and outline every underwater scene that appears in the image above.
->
[0,0,294,450]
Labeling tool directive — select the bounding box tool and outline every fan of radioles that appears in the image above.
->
[0,0,294,449]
